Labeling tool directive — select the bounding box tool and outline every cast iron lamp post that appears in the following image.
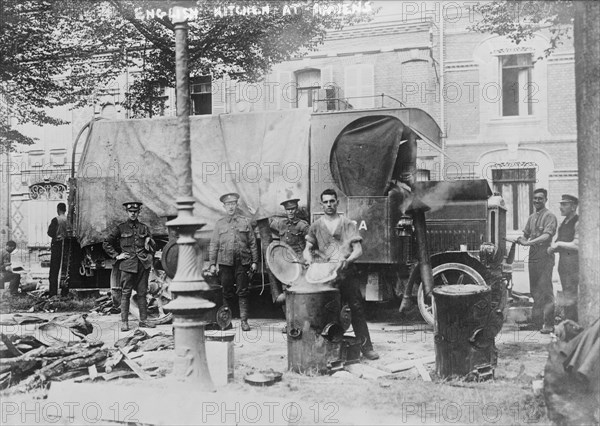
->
[163,4,215,390]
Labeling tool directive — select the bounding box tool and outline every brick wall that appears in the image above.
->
[444,69,480,137]
[547,62,577,135]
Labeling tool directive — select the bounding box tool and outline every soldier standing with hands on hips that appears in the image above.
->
[103,202,156,332]
[209,193,258,332]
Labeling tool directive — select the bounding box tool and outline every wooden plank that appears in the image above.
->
[384,355,436,373]
[0,334,23,357]
[344,363,390,380]
[87,365,98,380]
[101,370,138,381]
[117,347,151,380]
[414,361,432,382]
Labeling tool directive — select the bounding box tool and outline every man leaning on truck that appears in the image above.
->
[209,193,259,332]
[103,202,156,332]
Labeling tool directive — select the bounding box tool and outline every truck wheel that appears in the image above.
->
[417,262,486,327]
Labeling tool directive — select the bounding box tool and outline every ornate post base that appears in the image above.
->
[164,197,215,390]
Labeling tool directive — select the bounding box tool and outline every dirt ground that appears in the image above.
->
[0,298,554,426]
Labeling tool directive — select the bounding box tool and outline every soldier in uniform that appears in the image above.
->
[269,198,309,303]
[209,193,258,332]
[47,202,69,297]
[1,241,20,296]
[517,188,558,334]
[548,194,580,322]
[103,202,156,332]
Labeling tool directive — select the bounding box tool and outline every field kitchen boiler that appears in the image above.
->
[266,241,356,374]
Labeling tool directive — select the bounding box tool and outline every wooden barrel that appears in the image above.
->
[433,284,496,379]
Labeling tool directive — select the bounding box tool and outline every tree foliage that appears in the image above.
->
[469,0,574,57]
[0,0,374,152]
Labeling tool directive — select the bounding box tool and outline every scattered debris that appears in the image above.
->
[114,329,174,352]
[35,314,95,346]
[0,314,48,326]
[344,364,390,380]
[331,370,356,380]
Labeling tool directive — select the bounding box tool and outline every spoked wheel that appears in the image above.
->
[417,262,487,326]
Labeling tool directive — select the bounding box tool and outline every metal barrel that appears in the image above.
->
[286,283,342,374]
[433,284,496,380]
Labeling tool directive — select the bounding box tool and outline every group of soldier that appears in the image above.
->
[517,190,580,333]
[103,190,379,360]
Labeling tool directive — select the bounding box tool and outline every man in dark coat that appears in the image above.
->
[548,194,580,322]
[103,202,156,331]
[209,193,258,332]
[47,202,69,297]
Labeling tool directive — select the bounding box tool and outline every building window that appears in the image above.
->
[149,84,168,117]
[415,169,431,182]
[50,150,67,167]
[295,69,321,108]
[500,54,534,117]
[191,76,212,115]
[28,151,44,168]
[344,64,375,109]
[492,168,536,231]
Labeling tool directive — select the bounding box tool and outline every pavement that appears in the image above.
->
[0,308,554,425]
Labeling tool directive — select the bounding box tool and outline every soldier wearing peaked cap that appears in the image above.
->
[268,198,309,305]
[209,193,258,332]
[548,194,580,322]
[103,201,156,331]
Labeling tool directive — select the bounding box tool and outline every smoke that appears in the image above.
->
[417,180,474,213]
[389,180,477,214]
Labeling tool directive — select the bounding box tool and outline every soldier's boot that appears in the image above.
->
[239,297,251,332]
[138,295,156,329]
[120,293,131,332]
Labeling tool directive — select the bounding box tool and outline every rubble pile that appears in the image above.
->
[0,314,172,393]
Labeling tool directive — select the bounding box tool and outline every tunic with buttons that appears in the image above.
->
[269,216,309,256]
[103,220,154,273]
[209,215,259,266]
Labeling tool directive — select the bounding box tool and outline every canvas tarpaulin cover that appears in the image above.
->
[76,109,311,247]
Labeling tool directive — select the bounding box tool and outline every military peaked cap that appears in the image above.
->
[220,193,240,203]
[560,194,578,204]
[280,198,300,209]
[123,202,143,211]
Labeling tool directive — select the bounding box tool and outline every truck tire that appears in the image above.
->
[417,262,486,327]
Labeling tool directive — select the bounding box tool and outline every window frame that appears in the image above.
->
[492,167,536,231]
[294,68,321,109]
[499,54,534,117]
[190,75,212,115]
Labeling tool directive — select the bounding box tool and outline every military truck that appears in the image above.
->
[65,107,510,325]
